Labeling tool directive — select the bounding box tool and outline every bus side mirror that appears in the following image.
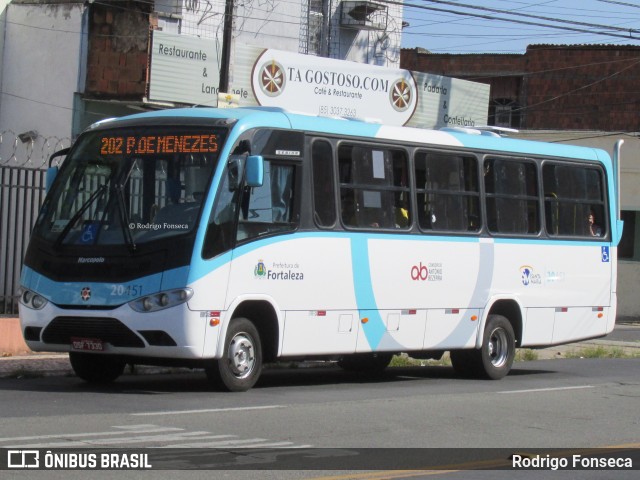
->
[246,155,264,188]
[45,167,58,193]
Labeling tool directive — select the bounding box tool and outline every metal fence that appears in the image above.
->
[0,166,46,315]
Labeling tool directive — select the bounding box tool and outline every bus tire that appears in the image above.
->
[68,352,125,384]
[337,353,392,373]
[478,314,515,380]
[207,317,262,392]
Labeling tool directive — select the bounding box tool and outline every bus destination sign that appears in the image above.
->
[100,134,219,156]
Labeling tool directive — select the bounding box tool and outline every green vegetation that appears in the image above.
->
[564,345,633,359]
[515,349,539,362]
[389,353,452,368]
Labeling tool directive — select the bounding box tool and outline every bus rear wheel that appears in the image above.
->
[450,314,515,380]
[69,352,125,384]
[479,314,515,379]
[206,317,263,392]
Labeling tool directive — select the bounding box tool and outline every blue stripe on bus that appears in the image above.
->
[492,237,611,247]
[350,236,385,350]
[188,230,612,284]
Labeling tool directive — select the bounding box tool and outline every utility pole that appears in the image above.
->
[218,0,234,93]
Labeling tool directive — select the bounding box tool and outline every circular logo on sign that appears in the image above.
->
[258,60,286,97]
[80,287,91,301]
[389,78,413,112]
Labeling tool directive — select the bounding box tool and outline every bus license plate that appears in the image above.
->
[71,337,104,352]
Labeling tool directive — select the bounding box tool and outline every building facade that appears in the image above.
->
[402,45,640,319]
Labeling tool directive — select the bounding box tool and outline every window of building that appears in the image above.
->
[489,98,521,129]
[414,151,480,232]
[542,163,606,238]
[338,144,410,229]
[484,158,539,235]
[619,210,636,259]
[307,0,325,56]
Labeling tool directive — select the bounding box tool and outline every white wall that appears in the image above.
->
[177,0,404,68]
[0,2,85,168]
[327,1,403,68]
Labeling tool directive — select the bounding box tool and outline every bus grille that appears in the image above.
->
[42,317,145,348]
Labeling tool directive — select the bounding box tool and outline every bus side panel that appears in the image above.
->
[366,237,482,310]
[355,309,427,353]
[552,307,610,345]
[493,241,612,345]
[282,311,357,356]
[187,257,234,358]
[424,309,479,349]
[364,237,483,352]
[521,308,555,346]
[225,236,359,356]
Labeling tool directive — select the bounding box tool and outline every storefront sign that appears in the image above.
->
[148,31,221,106]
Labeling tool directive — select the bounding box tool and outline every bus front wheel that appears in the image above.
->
[69,352,125,384]
[206,317,263,392]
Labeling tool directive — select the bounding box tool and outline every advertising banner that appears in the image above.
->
[247,48,417,125]
[148,33,489,128]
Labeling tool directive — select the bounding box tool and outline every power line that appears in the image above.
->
[418,0,640,36]
[597,0,640,9]
[394,0,640,40]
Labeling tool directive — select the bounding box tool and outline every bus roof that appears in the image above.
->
[107,106,610,163]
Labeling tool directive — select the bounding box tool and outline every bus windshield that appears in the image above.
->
[33,126,225,248]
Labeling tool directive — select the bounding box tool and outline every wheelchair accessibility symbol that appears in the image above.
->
[80,223,99,245]
[601,246,610,263]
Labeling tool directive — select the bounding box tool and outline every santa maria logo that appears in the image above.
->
[520,265,542,286]
[254,259,304,281]
[258,60,286,97]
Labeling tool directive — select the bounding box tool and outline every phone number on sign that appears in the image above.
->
[318,105,357,118]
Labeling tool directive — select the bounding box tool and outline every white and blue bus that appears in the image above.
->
[19,107,623,391]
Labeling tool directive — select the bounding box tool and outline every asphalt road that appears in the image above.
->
[0,356,638,479]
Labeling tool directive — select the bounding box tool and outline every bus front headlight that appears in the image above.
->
[129,288,193,313]
[19,287,48,310]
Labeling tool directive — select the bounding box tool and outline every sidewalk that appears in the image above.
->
[0,338,638,379]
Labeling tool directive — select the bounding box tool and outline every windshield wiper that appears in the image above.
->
[114,183,136,253]
[113,159,139,253]
[54,184,108,249]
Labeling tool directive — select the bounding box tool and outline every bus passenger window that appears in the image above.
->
[484,158,539,235]
[338,144,410,230]
[311,140,336,227]
[543,163,606,238]
[414,151,479,232]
